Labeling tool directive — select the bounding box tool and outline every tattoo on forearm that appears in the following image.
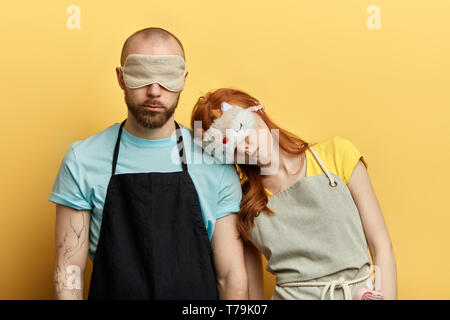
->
[54,211,88,299]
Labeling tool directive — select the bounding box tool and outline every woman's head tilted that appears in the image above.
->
[191,89,272,166]
[191,88,309,241]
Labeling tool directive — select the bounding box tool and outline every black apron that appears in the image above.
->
[88,119,218,299]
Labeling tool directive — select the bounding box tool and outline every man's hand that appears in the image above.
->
[53,204,90,300]
[211,213,248,299]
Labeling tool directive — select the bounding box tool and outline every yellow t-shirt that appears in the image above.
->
[235,136,368,197]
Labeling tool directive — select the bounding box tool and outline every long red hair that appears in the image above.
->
[191,88,310,241]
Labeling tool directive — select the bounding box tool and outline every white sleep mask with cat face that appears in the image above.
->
[120,54,187,92]
[197,102,265,163]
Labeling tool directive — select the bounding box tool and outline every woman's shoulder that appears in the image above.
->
[306,136,368,184]
[309,136,355,153]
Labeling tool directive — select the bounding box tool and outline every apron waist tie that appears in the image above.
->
[278,270,371,300]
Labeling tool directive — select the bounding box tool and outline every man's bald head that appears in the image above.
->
[120,27,185,66]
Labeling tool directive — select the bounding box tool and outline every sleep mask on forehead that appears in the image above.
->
[120,54,187,92]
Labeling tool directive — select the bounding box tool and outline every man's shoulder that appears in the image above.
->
[69,122,119,159]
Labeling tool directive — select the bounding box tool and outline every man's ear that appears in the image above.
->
[116,67,126,91]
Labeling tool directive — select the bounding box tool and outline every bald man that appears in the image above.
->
[50,27,248,300]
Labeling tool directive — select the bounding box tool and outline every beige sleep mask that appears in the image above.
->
[120,54,187,92]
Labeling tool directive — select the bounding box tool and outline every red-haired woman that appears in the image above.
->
[191,88,397,300]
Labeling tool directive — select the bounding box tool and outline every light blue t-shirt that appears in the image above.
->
[49,121,242,261]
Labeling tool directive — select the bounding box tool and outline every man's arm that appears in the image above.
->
[243,240,265,299]
[53,204,90,300]
[211,213,248,299]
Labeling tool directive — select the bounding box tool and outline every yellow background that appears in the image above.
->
[0,0,449,299]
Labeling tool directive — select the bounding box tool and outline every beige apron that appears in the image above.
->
[249,146,373,300]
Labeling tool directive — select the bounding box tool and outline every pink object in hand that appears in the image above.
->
[354,287,384,300]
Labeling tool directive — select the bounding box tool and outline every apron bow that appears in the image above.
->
[278,267,372,300]
[321,276,353,300]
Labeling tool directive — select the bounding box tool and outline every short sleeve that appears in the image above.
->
[48,144,92,210]
[334,136,368,184]
[216,164,242,219]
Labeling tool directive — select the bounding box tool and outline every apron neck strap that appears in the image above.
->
[111,119,188,176]
[112,119,126,175]
[175,121,188,172]
[307,145,337,187]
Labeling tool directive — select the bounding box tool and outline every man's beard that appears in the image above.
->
[125,92,180,129]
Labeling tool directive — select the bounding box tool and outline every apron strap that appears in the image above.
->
[175,121,188,172]
[112,119,126,175]
[111,119,187,175]
[278,267,372,300]
[307,146,337,187]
